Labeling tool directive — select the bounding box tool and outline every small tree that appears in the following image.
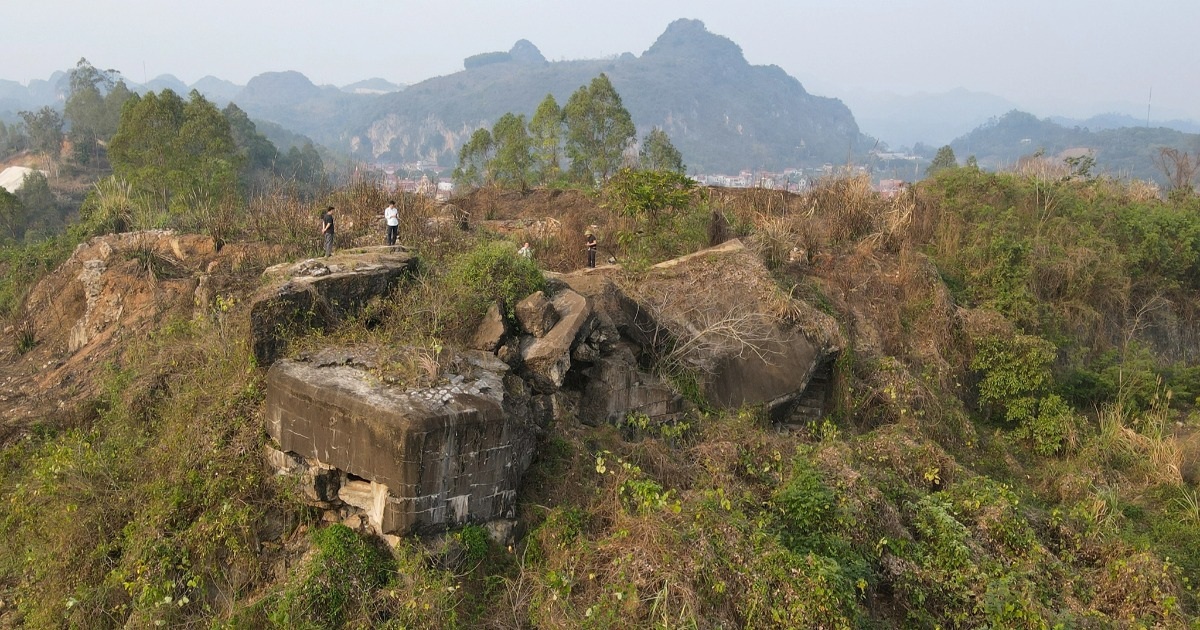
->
[490,113,533,191]
[1154,148,1196,195]
[0,120,27,158]
[926,145,957,176]
[639,127,685,174]
[563,73,636,183]
[528,94,563,185]
[605,167,696,224]
[19,106,64,163]
[15,171,55,234]
[0,187,23,242]
[64,58,129,166]
[453,128,494,190]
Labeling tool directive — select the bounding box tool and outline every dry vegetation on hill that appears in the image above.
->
[1,167,1200,627]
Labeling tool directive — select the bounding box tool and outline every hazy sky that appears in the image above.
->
[7,0,1198,120]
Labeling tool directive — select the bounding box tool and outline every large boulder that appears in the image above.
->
[469,301,509,352]
[264,348,536,535]
[249,246,415,366]
[519,288,592,392]
[562,239,842,412]
[515,291,559,337]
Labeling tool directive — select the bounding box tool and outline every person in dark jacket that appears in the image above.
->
[585,230,597,268]
[321,206,335,257]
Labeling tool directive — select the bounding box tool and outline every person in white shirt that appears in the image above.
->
[518,242,533,259]
[383,201,399,245]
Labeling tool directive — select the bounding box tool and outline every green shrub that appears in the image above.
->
[456,524,490,565]
[444,239,546,323]
[270,524,396,628]
[0,234,76,319]
[972,333,1078,454]
[773,456,837,549]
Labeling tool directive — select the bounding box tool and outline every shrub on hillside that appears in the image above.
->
[269,524,396,627]
[445,239,546,325]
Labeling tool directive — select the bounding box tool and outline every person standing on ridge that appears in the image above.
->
[383,200,399,246]
[321,206,336,257]
[585,230,597,268]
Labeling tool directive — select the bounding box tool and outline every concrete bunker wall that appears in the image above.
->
[266,358,533,535]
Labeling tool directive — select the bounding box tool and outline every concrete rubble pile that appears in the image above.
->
[260,240,842,540]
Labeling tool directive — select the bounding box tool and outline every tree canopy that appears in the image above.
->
[490,113,533,191]
[453,128,495,190]
[927,145,958,176]
[639,127,686,174]
[19,107,63,162]
[0,187,22,242]
[108,89,242,211]
[563,73,636,182]
[453,74,653,192]
[528,94,563,185]
[63,58,132,166]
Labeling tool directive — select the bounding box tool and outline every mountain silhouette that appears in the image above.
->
[234,19,867,172]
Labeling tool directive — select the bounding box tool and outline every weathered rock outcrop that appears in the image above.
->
[249,246,415,366]
[518,288,592,392]
[260,239,841,540]
[559,239,843,415]
[265,348,535,535]
[3,230,279,426]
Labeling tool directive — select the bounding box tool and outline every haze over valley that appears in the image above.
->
[3,1,1199,185]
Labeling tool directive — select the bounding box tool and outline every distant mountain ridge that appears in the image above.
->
[263,19,868,172]
[1049,112,1200,135]
[844,87,1018,149]
[3,22,1200,176]
[950,110,1200,183]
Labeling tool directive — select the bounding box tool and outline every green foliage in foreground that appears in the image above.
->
[0,233,77,319]
[445,239,547,323]
[268,524,395,628]
[0,315,269,628]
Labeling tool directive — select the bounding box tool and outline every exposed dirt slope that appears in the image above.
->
[0,231,280,440]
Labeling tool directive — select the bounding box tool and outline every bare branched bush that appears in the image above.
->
[245,188,316,254]
[1154,147,1197,193]
[622,254,788,379]
[176,186,241,246]
[1010,154,1071,181]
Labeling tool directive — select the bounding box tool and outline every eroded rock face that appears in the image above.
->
[264,349,535,535]
[250,246,415,366]
[519,288,592,392]
[515,291,559,337]
[560,239,843,413]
